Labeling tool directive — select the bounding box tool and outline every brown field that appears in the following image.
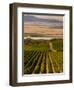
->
[24,23,63,38]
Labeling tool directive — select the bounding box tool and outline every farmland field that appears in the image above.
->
[24,38,63,74]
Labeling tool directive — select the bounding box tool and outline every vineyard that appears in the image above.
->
[24,39,63,74]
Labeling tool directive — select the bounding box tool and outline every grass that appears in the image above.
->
[50,39,63,51]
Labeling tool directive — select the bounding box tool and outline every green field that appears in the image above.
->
[24,38,63,74]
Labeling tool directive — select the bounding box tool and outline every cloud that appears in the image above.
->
[23,14,63,28]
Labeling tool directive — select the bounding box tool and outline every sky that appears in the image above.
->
[23,14,63,28]
[23,14,63,37]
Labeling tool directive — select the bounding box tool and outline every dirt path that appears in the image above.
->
[49,42,56,52]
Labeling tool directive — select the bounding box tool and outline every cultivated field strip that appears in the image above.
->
[24,51,63,74]
[24,51,41,74]
[32,53,43,74]
[50,52,63,72]
[24,51,35,65]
